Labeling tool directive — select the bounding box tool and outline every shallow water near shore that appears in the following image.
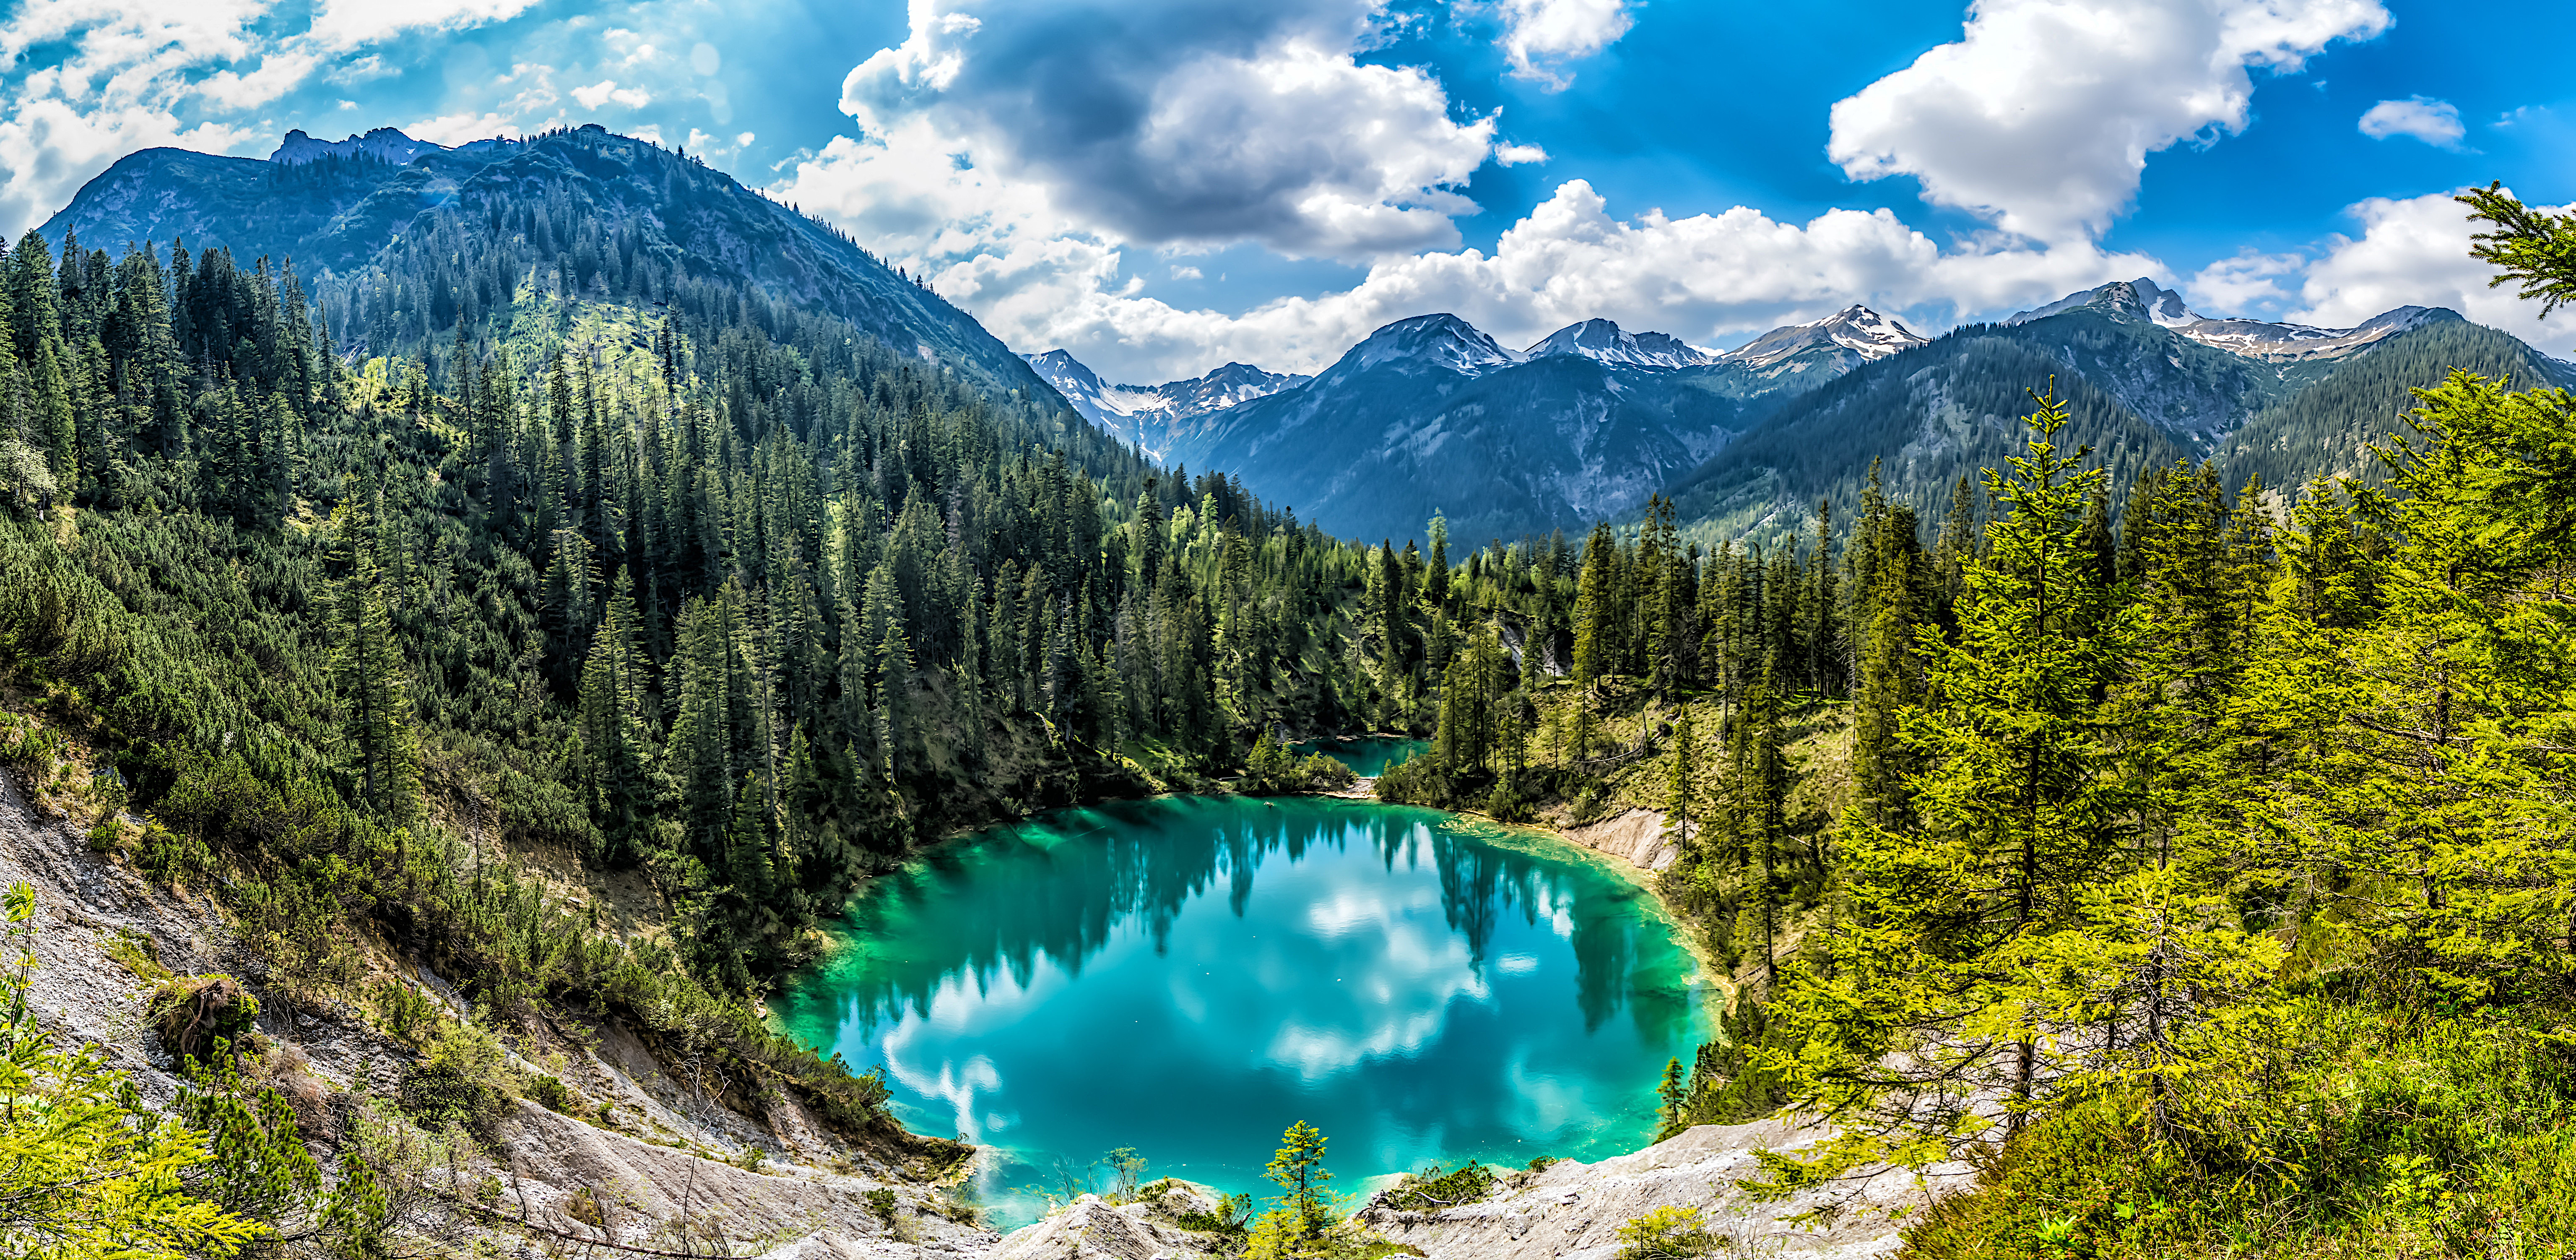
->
[770,794,1708,1229]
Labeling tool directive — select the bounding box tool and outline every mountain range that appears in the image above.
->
[1034,277,2565,545]
[1026,306,1927,542]
[1019,352,1309,458]
[33,125,2571,549]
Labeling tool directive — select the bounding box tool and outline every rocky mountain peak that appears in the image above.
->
[1346,313,1525,376]
[271,127,447,166]
[1526,318,1716,368]
[1719,305,1926,372]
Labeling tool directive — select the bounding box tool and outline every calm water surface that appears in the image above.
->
[1293,737,1430,776]
[770,795,1707,1227]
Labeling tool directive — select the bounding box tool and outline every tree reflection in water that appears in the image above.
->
[769,795,1704,1227]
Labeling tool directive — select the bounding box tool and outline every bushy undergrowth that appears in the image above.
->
[1904,998,2576,1259]
[1379,1162,1495,1213]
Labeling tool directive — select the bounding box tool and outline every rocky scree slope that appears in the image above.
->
[0,732,1001,1260]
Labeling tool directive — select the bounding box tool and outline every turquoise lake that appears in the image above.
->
[1293,737,1430,776]
[770,794,1708,1228]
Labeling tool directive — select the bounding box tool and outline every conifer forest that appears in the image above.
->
[5,114,2576,1260]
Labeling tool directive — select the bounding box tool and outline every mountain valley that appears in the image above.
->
[10,117,2576,1260]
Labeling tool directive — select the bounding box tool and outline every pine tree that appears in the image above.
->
[1572,521,1616,688]
[1765,385,2135,1167]
[1424,513,1449,610]
[1263,1121,1334,1240]
[1666,707,1697,849]
[1728,667,1788,995]
[580,568,653,862]
[334,497,421,820]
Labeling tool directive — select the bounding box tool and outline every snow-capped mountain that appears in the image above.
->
[1718,305,1928,374]
[2007,277,2200,328]
[1140,312,1856,542]
[1022,350,1307,456]
[1351,314,1527,376]
[2007,279,2439,364]
[1526,319,1718,369]
[2176,306,2444,362]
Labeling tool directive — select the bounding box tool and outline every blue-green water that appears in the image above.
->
[1293,737,1430,776]
[771,795,1708,1228]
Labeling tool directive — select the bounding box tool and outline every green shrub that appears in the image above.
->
[151,974,260,1064]
[1381,1163,1495,1213]
[1614,1205,1716,1259]
[1175,1192,1256,1240]
[1903,1001,2576,1260]
[527,1074,575,1115]
[398,1020,513,1132]
[103,927,171,982]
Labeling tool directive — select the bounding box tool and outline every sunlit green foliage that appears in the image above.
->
[0,884,262,1260]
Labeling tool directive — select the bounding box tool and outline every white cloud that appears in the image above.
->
[1489,0,1634,89]
[837,0,1508,260]
[196,49,320,109]
[326,54,393,84]
[684,127,756,159]
[1494,143,1549,166]
[2184,248,2304,317]
[2293,190,2576,357]
[1828,0,2390,244]
[780,109,2154,381]
[308,0,541,49]
[1170,264,1203,280]
[572,79,650,111]
[603,29,661,66]
[403,111,520,146]
[0,0,279,236]
[2358,96,2464,147]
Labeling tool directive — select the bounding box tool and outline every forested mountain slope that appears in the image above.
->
[43,125,1053,400]
[2215,316,2576,493]
[1661,331,2186,543]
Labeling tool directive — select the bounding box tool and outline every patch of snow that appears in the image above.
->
[2004,279,2452,364]
[1526,319,1718,368]
[1718,305,1926,371]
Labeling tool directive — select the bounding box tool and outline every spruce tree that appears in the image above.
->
[1572,521,1616,688]
[333,498,421,821]
[1764,386,2135,1166]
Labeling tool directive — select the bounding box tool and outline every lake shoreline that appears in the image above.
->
[773,791,1712,1233]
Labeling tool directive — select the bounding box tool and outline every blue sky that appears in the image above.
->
[3,0,2570,380]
